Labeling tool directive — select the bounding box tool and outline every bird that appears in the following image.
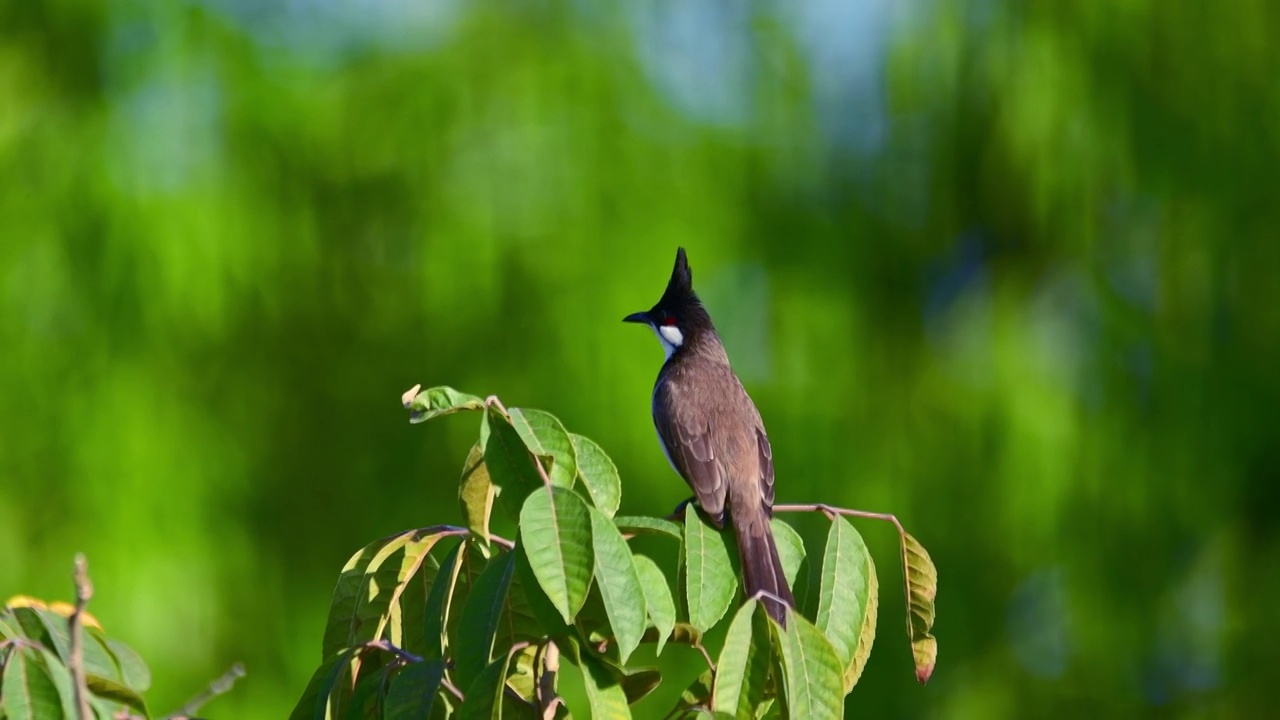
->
[624,247,794,626]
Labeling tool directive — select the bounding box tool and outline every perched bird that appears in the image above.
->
[624,248,794,626]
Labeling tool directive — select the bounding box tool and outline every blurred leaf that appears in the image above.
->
[504,644,540,704]
[772,608,843,719]
[85,675,148,715]
[519,485,594,624]
[815,516,878,691]
[683,511,738,633]
[382,660,444,720]
[405,386,484,424]
[713,600,772,718]
[614,516,682,541]
[10,608,118,682]
[770,517,806,593]
[509,408,577,489]
[485,409,546,518]
[587,506,647,664]
[34,647,78,719]
[452,551,515,690]
[570,433,621,516]
[902,532,938,684]
[105,639,151,693]
[632,554,675,656]
[1,647,63,720]
[641,621,703,648]
[458,442,495,553]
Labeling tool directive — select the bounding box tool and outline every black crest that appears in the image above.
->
[658,247,695,307]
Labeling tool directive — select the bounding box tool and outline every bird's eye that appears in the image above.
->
[663,315,678,326]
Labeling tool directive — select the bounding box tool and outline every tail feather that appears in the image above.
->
[731,504,795,627]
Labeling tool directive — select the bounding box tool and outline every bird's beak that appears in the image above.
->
[622,311,650,324]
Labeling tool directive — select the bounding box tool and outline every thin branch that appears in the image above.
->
[441,676,465,702]
[166,663,246,719]
[773,503,907,537]
[69,554,94,720]
[489,533,515,551]
[363,639,424,664]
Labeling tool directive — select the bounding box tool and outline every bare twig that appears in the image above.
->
[69,554,94,720]
[363,639,423,664]
[441,676,465,702]
[773,503,907,537]
[166,663,246,719]
[489,534,515,550]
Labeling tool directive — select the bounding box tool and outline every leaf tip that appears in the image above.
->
[401,384,422,408]
[915,662,934,684]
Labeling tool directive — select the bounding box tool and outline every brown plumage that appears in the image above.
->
[624,248,794,626]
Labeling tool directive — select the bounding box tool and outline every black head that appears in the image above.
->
[623,247,713,357]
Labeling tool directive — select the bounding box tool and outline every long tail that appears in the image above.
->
[730,501,795,627]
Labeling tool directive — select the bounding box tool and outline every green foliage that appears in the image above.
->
[0,600,156,719]
[288,387,941,718]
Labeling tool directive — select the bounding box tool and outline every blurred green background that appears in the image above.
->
[3,0,1277,717]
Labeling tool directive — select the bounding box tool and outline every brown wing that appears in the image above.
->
[653,379,728,523]
[756,428,775,512]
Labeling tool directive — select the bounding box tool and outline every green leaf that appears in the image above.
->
[382,660,444,720]
[614,515,682,541]
[85,675,149,715]
[322,529,453,658]
[771,608,844,720]
[814,515,877,691]
[570,434,621,516]
[509,408,577,489]
[563,639,631,720]
[712,600,772,718]
[587,507,647,664]
[457,646,532,720]
[452,552,516,690]
[632,555,675,656]
[405,386,484,424]
[902,531,938,684]
[672,669,713,716]
[519,486,594,624]
[457,442,495,553]
[770,518,806,592]
[512,540,572,636]
[105,639,151,693]
[10,608,118,682]
[421,540,466,660]
[485,409,546,517]
[288,649,357,720]
[1,648,64,720]
[617,667,662,705]
[344,664,390,720]
[683,511,738,633]
[33,648,77,720]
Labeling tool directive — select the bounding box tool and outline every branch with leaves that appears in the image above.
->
[0,558,245,720]
[288,385,940,719]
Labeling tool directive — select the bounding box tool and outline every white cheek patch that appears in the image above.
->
[659,324,684,347]
[650,323,684,360]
